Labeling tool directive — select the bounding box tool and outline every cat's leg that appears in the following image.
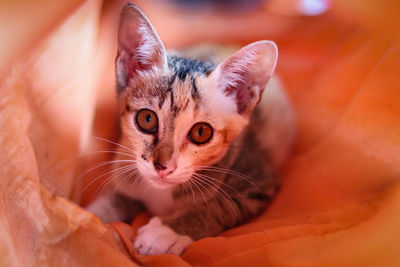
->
[86,193,144,223]
[134,188,271,255]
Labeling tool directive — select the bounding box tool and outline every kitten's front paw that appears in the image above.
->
[134,217,193,255]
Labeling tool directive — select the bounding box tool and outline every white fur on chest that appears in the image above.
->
[118,178,176,216]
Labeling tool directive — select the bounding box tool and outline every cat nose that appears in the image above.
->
[153,161,167,171]
[153,160,177,176]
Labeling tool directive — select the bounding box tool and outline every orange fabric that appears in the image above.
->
[1,0,400,266]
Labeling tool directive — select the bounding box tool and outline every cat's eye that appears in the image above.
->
[136,109,158,134]
[188,122,213,145]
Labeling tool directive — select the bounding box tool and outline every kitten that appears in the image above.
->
[86,3,294,256]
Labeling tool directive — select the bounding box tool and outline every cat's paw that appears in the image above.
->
[134,217,193,255]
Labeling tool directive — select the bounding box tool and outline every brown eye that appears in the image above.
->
[136,109,158,134]
[188,122,213,145]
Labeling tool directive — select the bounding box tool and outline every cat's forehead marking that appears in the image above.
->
[167,55,214,82]
[190,77,200,101]
[162,70,206,117]
[125,55,214,121]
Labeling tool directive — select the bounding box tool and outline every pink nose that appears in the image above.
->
[153,161,176,176]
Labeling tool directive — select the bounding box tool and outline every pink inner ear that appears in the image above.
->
[223,69,255,114]
[116,5,166,90]
[216,41,278,114]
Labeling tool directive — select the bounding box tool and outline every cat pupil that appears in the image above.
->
[145,114,152,123]
[198,127,203,136]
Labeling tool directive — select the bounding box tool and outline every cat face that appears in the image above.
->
[116,4,277,189]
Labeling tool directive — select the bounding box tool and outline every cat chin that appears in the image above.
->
[143,175,178,190]
[142,174,191,190]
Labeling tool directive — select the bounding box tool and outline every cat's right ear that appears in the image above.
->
[116,4,167,92]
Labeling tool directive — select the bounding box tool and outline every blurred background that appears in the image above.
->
[1,0,400,266]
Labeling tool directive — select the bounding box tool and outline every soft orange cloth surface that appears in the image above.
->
[1,0,399,266]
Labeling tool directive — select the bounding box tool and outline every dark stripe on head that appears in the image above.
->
[181,98,190,112]
[159,74,177,108]
[168,72,177,87]
[191,76,200,100]
[167,55,214,81]
[170,89,177,114]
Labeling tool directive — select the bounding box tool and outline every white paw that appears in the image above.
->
[134,217,193,255]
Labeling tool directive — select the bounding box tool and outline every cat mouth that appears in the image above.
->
[154,177,175,184]
[147,175,178,188]
[147,174,189,188]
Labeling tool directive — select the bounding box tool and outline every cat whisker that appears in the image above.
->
[172,170,198,204]
[74,159,136,185]
[192,174,241,218]
[128,170,143,191]
[188,177,211,217]
[193,172,244,198]
[196,165,254,181]
[47,149,137,187]
[180,181,188,201]
[180,181,188,202]
[111,169,140,203]
[79,163,133,195]
[76,149,137,160]
[92,136,138,155]
[188,178,202,204]
[192,174,235,218]
[188,179,197,204]
[96,165,139,196]
[195,166,261,192]
[111,173,132,203]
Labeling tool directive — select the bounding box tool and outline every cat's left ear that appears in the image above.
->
[211,41,278,115]
[116,4,167,92]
